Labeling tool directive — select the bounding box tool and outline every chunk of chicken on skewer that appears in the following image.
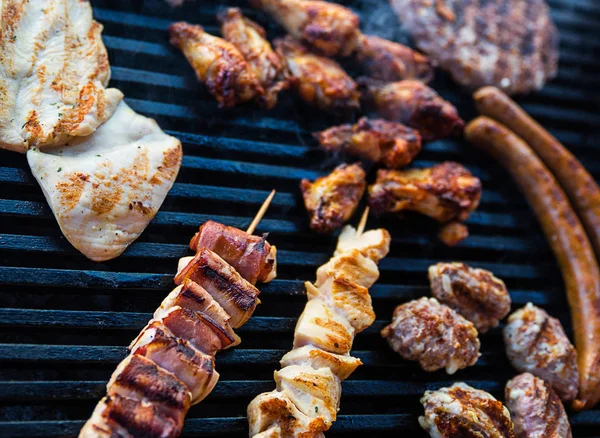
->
[169,22,262,107]
[250,0,360,57]
[280,346,362,381]
[219,8,290,109]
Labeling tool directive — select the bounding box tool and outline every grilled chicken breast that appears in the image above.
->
[0,0,123,153]
[334,225,391,263]
[27,102,182,262]
[279,346,362,381]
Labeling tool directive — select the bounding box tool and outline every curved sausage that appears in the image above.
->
[474,86,600,263]
[465,116,600,411]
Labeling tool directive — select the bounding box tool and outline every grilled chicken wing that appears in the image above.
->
[169,21,262,107]
[27,102,182,262]
[250,0,360,56]
[355,34,434,83]
[359,79,464,140]
[276,37,359,113]
[280,346,362,381]
[219,8,290,109]
[368,162,482,223]
[315,117,422,169]
[300,163,366,234]
[0,0,123,153]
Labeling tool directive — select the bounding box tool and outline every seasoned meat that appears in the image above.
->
[300,163,366,234]
[505,373,572,438]
[316,249,380,290]
[368,162,482,223]
[389,0,559,95]
[503,303,579,402]
[250,0,360,56]
[276,37,360,113]
[381,297,480,374]
[314,118,422,169]
[420,382,515,437]
[334,225,391,263]
[359,79,464,140]
[219,8,290,109]
[169,22,262,107]
[355,34,433,83]
[438,222,469,247]
[428,262,511,333]
[279,345,362,381]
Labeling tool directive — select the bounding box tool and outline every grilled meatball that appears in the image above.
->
[505,373,572,438]
[428,262,511,333]
[300,163,366,234]
[389,0,559,95]
[381,297,480,374]
[420,382,515,437]
[503,303,579,402]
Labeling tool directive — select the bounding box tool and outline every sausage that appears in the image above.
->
[465,116,600,411]
[474,86,600,263]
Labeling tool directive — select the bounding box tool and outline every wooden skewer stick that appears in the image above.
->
[356,206,370,237]
[246,190,276,234]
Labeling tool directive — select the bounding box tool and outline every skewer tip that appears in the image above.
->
[356,206,369,237]
[246,189,276,234]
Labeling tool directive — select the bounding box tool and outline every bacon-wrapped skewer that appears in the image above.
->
[247,211,390,436]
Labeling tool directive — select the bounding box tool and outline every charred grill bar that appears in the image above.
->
[0,0,599,436]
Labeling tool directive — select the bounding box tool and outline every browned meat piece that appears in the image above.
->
[279,345,362,381]
[368,162,482,223]
[355,34,433,83]
[506,373,572,438]
[300,163,366,233]
[420,382,515,437]
[381,297,480,374]
[428,262,511,333]
[275,37,360,113]
[250,0,360,56]
[218,8,290,109]
[438,222,469,247]
[389,0,559,95]
[169,22,262,107]
[359,78,464,140]
[503,303,579,402]
[189,220,277,284]
[314,117,422,169]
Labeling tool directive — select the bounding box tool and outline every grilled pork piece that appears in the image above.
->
[359,79,464,140]
[279,345,362,381]
[334,225,391,263]
[420,383,515,437]
[368,162,482,223]
[250,0,360,57]
[506,373,572,438]
[315,118,422,169]
[0,0,123,153]
[27,102,182,262]
[355,34,433,83]
[175,248,261,328]
[381,297,480,374]
[389,0,558,95]
[169,22,262,107]
[428,262,511,333]
[503,303,579,402]
[189,220,277,284]
[300,164,366,234]
[219,8,290,109]
[275,37,360,113]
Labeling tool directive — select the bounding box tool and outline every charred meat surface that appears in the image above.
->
[420,382,515,437]
[355,34,434,83]
[300,163,366,233]
[218,8,290,109]
[503,303,579,402]
[276,37,360,113]
[359,78,464,140]
[368,162,482,223]
[169,22,262,107]
[505,373,572,438]
[428,262,511,333]
[381,297,480,374]
[250,0,360,56]
[389,0,559,95]
[315,117,422,169]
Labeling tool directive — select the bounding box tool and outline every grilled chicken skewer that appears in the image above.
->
[247,212,390,437]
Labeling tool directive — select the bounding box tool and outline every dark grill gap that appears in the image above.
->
[0,0,599,436]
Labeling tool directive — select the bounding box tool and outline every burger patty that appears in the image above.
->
[389,0,559,95]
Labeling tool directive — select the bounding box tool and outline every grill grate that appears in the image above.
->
[1,0,599,436]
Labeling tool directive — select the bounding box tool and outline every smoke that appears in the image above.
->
[353,0,412,44]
